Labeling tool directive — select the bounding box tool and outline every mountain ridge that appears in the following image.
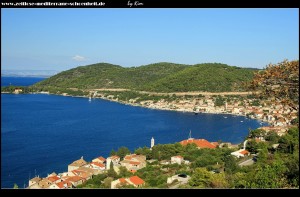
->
[31,62,259,92]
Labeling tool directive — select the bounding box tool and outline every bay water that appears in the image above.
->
[1,77,268,188]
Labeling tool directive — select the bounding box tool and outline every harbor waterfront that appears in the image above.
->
[1,79,268,188]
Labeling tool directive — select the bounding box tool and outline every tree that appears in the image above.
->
[188,168,212,188]
[134,146,152,159]
[246,140,258,153]
[116,146,131,160]
[103,177,114,188]
[248,60,299,110]
[118,166,132,178]
[214,96,225,107]
[248,129,266,139]
[223,155,239,174]
[192,155,217,168]
[110,149,117,156]
[210,173,229,188]
[278,127,299,154]
[284,151,299,187]
[107,161,117,178]
[13,183,18,189]
[290,117,298,126]
[256,147,268,164]
[265,131,280,144]
[246,161,288,188]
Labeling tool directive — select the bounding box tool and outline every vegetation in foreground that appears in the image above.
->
[77,127,298,189]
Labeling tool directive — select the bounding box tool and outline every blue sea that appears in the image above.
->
[1,76,46,87]
[1,77,268,188]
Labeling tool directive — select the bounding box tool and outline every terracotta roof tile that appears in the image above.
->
[129,176,144,185]
[69,157,87,167]
[180,139,216,149]
[56,181,72,189]
[119,178,128,184]
[47,176,60,183]
[91,162,105,168]
[239,150,249,155]
[110,155,120,160]
[129,161,140,165]
[65,176,83,183]
[174,155,183,159]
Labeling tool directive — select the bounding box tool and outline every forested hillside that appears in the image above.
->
[32,62,257,92]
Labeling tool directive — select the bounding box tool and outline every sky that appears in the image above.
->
[1,8,299,71]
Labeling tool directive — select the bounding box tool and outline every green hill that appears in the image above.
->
[32,62,258,92]
[144,63,256,92]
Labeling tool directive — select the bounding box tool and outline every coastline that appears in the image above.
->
[1,91,270,125]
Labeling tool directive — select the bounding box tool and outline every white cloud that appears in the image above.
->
[72,55,86,62]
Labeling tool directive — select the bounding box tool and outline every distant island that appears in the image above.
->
[31,62,259,92]
[1,70,59,78]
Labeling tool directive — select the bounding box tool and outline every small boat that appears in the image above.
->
[224,116,227,119]
[89,96,91,102]
[240,121,243,122]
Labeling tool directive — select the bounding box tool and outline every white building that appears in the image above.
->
[171,156,184,165]
[231,140,250,158]
[231,149,250,158]
[68,156,87,172]
[167,174,190,185]
[151,137,155,149]
[106,155,120,170]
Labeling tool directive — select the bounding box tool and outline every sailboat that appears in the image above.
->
[89,95,92,102]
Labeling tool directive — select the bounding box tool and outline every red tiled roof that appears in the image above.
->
[119,178,128,184]
[211,142,219,146]
[124,155,132,160]
[180,139,216,149]
[47,176,60,182]
[110,155,120,160]
[97,156,106,162]
[129,161,140,165]
[239,150,249,155]
[124,154,140,160]
[65,176,83,183]
[56,181,72,189]
[172,155,183,159]
[129,176,144,186]
[91,162,105,168]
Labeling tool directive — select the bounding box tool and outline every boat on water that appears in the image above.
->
[89,96,92,102]
[224,116,227,118]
